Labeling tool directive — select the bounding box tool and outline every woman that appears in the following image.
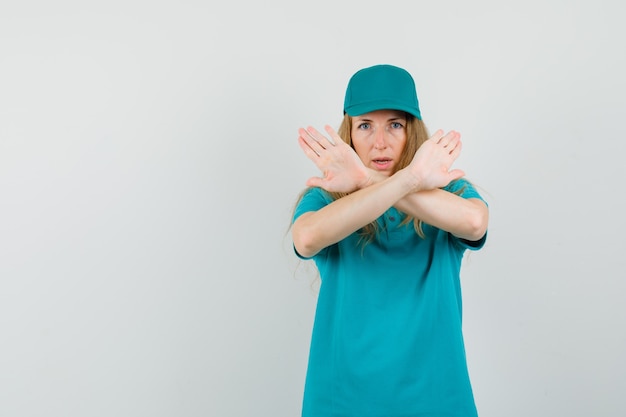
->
[291,64,489,417]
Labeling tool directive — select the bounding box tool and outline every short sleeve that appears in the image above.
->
[444,178,487,205]
[445,179,488,251]
[292,187,334,259]
[292,187,334,223]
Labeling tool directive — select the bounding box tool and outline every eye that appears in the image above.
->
[390,122,404,129]
[357,122,371,130]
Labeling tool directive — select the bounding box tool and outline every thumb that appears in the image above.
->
[448,169,465,182]
[305,176,325,188]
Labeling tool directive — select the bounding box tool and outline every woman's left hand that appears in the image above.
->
[297,125,371,193]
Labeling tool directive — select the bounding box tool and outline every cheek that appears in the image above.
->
[394,136,407,154]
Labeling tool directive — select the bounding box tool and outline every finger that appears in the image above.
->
[323,125,339,146]
[444,132,461,151]
[298,129,318,150]
[448,138,462,157]
[431,129,445,143]
[305,126,332,148]
[306,126,336,149]
[440,130,459,148]
[305,176,326,188]
[298,135,321,158]
[448,168,465,181]
[299,128,326,155]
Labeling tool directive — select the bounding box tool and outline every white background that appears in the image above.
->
[1,1,625,416]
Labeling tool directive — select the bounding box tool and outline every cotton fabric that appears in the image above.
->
[293,179,487,417]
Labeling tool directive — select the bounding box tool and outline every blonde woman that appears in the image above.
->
[291,64,489,417]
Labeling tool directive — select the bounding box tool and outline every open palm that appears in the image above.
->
[297,125,370,193]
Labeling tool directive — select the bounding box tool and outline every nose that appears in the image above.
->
[374,128,388,149]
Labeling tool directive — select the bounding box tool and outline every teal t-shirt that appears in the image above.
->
[293,179,487,417]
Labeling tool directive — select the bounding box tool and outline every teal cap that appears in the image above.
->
[343,64,422,120]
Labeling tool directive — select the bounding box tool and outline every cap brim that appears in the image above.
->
[344,101,421,120]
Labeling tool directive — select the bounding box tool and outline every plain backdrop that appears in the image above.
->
[1,1,625,416]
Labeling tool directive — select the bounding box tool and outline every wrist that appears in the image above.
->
[397,167,424,194]
[356,168,375,190]
[360,169,391,189]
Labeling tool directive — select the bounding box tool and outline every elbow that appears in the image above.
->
[292,222,320,259]
[466,204,489,241]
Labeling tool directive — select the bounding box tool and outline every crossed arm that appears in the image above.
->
[292,125,489,258]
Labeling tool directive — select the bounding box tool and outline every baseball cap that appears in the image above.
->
[343,64,422,120]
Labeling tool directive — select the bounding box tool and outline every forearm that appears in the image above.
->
[366,170,488,241]
[395,190,488,240]
[292,172,414,258]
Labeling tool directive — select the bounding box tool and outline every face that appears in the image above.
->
[351,109,407,176]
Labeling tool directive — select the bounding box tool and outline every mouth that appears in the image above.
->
[372,158,393,170]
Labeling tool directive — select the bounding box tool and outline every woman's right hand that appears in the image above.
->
[297,125,371,193]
